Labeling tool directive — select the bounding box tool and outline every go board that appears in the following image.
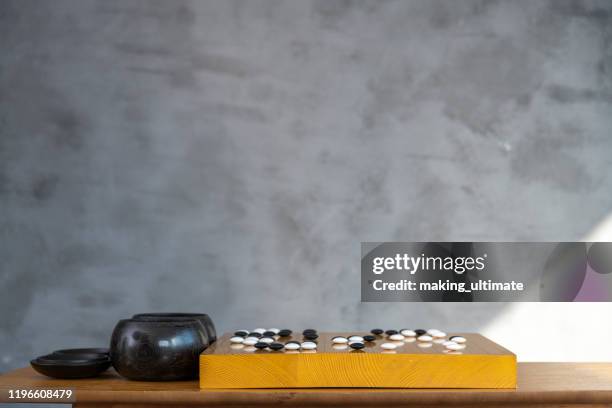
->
[199,331,516,389]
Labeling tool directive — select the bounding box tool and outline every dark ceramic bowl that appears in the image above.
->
[132,313,216,343]
[31,354,111,379]
[110,318,208,381]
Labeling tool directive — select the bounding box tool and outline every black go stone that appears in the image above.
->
[370,329,384,335]
[414,329,426,336]
[278,329,292,337]
[385,329,398,335]
[363,335,376,342]
[249,332,262,338]
[263,331,276,337]
[269,343,284,351]
[234,330,249,337]
[349,342,365,350]
[254,342,269,349]
[302,329,317,335]
[304,333,319,340]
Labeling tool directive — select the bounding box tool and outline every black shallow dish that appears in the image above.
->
[53,348,109,357]
[38,353,109,364]
[31,354,111,379]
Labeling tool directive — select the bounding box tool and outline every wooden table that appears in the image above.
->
[1,363,612,407]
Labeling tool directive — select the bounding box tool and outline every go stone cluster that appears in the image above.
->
[229,328,467,352]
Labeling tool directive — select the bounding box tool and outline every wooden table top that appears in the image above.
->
[1,363,612,406]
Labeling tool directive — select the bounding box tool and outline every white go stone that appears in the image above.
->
[380,342,397,350]
[230,336,245,344]
[442,341,456,347]
[449,336,467,344]
[400,329,417,337]
[389,334,405,341]
[268,328,280,334]
[417,335,433,342]
[332,336,348,344]
[243,338,259,346]
[445,343,465,351]
[253,328,266,334]
[348,336,364,342]
[259,337,274,344]
[285,342,300,351]
[301,341,317,350]
[427,329,447,338]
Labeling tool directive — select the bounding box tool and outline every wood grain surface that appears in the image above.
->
[200,332,516,388]
[1,363,612,406]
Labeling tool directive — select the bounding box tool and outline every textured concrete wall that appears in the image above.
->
[1,0,612,373]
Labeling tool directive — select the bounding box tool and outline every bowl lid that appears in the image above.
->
[34,353,110,365]
[53,348,109,356]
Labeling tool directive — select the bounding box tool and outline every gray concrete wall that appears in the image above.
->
[1,0,612,373]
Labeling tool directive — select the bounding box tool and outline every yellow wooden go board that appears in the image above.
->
[199,332,516,389]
